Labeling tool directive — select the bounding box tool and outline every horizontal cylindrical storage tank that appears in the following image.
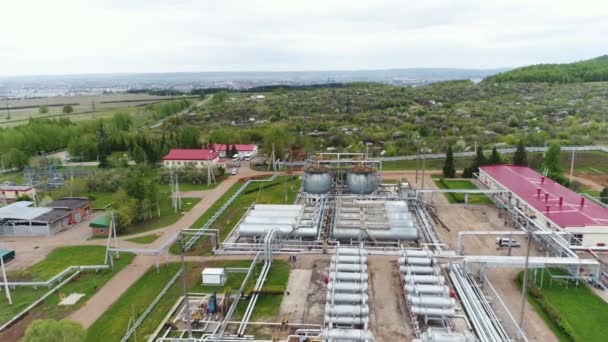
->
[332,272,368,282]
[399,257,433,266]
[331,262,367,273]
[334,255,367,264]
[346,168,378,195]
[400,249,432,258]
[254,204,302,210]
[238,224,318,238]
[244,216,296,224]
[325,304,369,317]
[303,168,332,194]
[410,306,455,317]
[405,284,450,296]
[400,266,438,275]
[328,282,368,293]
[324,328,374,341]
[327,292,368,304]
[404,275,445,285]
[324,315,368,326]
[414,331,477,342]
[333,228,418,241]
[407,295,456,308]
[336,247,366,255]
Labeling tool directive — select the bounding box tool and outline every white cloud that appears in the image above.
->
[0,0,607,75]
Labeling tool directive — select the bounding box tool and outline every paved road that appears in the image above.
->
[148,94,213,129]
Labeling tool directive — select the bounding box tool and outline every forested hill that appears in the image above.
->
[487,55,608,83]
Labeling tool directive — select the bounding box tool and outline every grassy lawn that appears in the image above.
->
[85,191,114,209]
[123,197,200,235]
[561,151,608,174]
[157,174,227,193]
[87,260,290,342]
[433,178,493,204]
[125,233,163,244]
[517,269,608,342]
[172,177,301,255]
[1,246,133,327]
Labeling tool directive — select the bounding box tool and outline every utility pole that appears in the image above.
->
[569,150,575,183]
[421,154,426,189]
[519,228,532,331]
[179,231,193,341]
[1,253,12,305]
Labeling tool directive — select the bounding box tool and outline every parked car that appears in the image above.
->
[231,168,238,175]
[496,238,520,248]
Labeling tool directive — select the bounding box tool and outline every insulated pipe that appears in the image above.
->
[328,282,368,293]
[331,262,367,273]
[413,330,477,342]
[399,266,438,275]
[333,272,368,282]
[404,284,450,296]
[410,306,456,317]
[323,315,368,326]
[400,249,432,258]
[324,328,374,341]
[334,255,367,264]
[404,275,445,285]
[399,257,433,266]
[325,304,369,317]
[326,292,368,304]
[336,247,366,255]
[332,228,418,241]
[407,295,456,308]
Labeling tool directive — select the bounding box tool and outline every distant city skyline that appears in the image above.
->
[1,0,607,77]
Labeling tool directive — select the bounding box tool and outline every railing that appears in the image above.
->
[278,145,608,165]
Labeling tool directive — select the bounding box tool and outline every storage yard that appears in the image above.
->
[1,152,607,341]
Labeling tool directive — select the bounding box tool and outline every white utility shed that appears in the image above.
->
[202,268,227,286]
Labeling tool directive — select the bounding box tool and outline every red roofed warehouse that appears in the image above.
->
[478,165,608,248]
[213,144,258,159]
[163,149,219,169]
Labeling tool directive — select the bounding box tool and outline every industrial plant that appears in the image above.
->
[135,152,606,342]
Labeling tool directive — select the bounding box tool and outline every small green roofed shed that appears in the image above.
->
[90,214,110,237]
[1,248,15,263]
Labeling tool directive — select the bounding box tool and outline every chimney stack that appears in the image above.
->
[541,176,545,183]
[545,193,549,202]
[537,188,542,197]
[559,197,563,206]
[546,205,550,214]
[580,197,585,207]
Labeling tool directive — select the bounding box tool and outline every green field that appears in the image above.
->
[157,174,227,193]
[125,233,163,244]
[87,260,290,342]
[563,150,608,174]
[383,157,473,171]
[517,269,608,342]
[172,176,301,255]
[433,178,493,204]
[124,197,200,235]
[1,246,133,327]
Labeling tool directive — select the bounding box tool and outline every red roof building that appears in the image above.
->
[478,165,608,247]
[162,149,219,168]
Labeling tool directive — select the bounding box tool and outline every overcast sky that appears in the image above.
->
[1,0,607,76]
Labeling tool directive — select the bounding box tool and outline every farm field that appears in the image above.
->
[0,94,187,127]
[0,246,133,336]
[433,178,493,204]
[86,260,290,342]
